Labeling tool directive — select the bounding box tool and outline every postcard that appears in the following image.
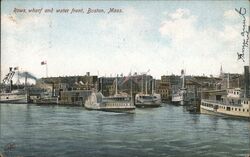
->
[1,0,250,157]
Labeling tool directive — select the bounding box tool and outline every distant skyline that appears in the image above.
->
[1,0,250,80]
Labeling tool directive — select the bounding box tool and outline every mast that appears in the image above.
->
[130,76,133,104]
[227,73,230,89]
[181,69,185,89]
[152,78,154,94]
[141,75,144,93]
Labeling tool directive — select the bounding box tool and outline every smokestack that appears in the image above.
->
[10,80,13,92]
[244,66,249,98]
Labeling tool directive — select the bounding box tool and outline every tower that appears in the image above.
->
[220,65,223,78]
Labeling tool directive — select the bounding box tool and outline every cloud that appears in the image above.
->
[224,9,238,20]
[159,8,246,75]
[94,8,157,74]
[1,13,52,78]
[168,8,191,20]
[159,8,197,42]
[1,13,50,34]
[1,7,248,80]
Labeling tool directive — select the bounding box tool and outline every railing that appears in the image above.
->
[202,99,242,107]
[202,99,223,104]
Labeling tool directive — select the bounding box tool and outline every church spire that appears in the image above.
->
[220,65,223,77]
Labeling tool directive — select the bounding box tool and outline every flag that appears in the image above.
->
[41,61,47,65]
[14,67,19,70]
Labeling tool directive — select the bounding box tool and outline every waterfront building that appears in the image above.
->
[220,73,243,90]
[158,75,181,102]
[185,79,202,105]
[155,79,171,102]
[33,73,97,104]
[98,77,116,96]
[219,65,244,90]
[40,73,98,92]
[59,90,92,106]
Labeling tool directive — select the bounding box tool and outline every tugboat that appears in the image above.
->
[85,76,135,113]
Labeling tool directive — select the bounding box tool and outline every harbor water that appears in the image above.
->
[0,103,249,157]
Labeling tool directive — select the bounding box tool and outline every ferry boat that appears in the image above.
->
[172,89,187,105]
[200,88,250,118]
[171,69,187,105]
[85,92,135,112]
[135,93,161,107]
[85,77,135,112]
[134,74,161,107]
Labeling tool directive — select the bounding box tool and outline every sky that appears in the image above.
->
[1,0,250,80]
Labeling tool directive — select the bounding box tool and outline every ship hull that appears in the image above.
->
[200,107,250,119]
[90,108,135,113]
[0,99,28,104]
[135,103,161,108]
[85,105,135,113]
[0,95,28,104]
[171,100,188,106]
[201,99,250,118]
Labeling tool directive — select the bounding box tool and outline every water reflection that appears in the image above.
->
[0,103,249,157]
[208,116,220,131]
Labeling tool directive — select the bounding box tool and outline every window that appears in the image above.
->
[243,109,245,112]
[239,109,241,111]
